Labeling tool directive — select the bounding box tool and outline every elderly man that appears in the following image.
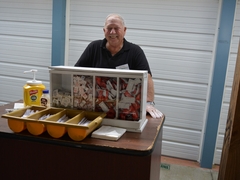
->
[75,13,162,118]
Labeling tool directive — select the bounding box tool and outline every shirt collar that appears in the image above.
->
[101,38,130,51]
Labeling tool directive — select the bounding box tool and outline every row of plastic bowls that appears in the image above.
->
[1,106,106,141]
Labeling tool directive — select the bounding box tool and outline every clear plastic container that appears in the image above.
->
[41,89,50,108]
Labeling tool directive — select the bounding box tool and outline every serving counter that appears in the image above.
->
[0,101,165,180]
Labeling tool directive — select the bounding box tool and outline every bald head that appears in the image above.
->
[104,14,125,27]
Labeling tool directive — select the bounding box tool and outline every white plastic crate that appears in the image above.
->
[49,66,148,132]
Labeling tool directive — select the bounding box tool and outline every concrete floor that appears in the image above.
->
[160,156,219,180]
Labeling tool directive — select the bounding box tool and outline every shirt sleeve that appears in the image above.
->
[74,42,94,67]
[129,45,152,76]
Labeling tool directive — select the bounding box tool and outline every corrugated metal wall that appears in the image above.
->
[214,1,240,164]
[67,0,219,161]
[0,0,52,105]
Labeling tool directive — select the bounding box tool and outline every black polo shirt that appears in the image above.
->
[75,38,152,75]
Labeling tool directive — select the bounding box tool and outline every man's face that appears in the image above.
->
[103,16,126,47]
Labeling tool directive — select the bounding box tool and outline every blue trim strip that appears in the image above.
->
[200,0,236,168]
[51,0,66,66]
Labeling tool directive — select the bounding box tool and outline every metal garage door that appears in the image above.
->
[214,1,240,165]
[0,0,52,105]
[67,0,220,161]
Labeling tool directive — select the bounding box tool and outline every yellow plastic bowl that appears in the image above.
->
[67,111,106,141]
[8,119,26,133]
[47,124,66,138]
[26,122,46,136]
[67,127,91,141]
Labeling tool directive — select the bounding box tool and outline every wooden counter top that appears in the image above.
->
[0,101,165,156]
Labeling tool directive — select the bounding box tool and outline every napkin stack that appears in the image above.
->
[91,126,126,141]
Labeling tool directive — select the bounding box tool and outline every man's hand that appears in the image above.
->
[146,104,163,119]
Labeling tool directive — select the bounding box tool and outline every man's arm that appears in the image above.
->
[147,73,155,102]
[146,73,163,118]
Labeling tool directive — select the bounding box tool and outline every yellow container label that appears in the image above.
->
[23,84,45,107]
